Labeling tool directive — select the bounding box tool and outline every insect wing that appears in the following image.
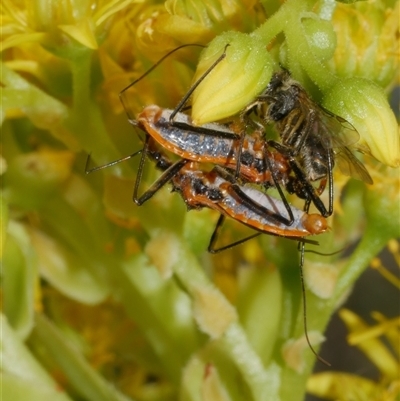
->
[315,107,372,184]
[315,106,359,146]
[334,146,373,184]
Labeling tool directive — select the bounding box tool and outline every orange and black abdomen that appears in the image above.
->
[138,105,237,164]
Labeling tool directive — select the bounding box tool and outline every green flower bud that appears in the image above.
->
[323,78,399,167]
[279,17,337,70]
[302,18,337,62]
[191,31,274,124]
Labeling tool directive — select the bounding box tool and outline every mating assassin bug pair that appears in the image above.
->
[87,44,372,365]
[135,137,328,250]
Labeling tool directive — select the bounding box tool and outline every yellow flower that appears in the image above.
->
[330,0,399,90]
[1,0,136,51]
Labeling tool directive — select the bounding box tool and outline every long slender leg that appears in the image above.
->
[214,166,296,226]
[134,157,188,206]
[288,159,329,217]
[262,149,295,225]
[326,149,334,217]
[166,45,240,142]
[119,43,206,119]
[85,151,142,174]
[208,214,261,254]
[268,140,330,217]
[85,136,188,206]
[169,44,230,122]
[133,134,189,205]
[133,135,152,204]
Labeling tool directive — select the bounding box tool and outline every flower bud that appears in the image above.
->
[323,78,399,167]
[191,31,273,124]
[302,18,337,62]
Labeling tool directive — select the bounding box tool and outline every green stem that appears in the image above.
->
[332,222,393,305]
[114,254,201,385]
[160,231,275,400]
[283,13,336,91]
[255,0,337,91]
[223,324,280,400]
[254,0,310,44]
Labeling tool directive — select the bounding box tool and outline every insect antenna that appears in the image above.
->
[87,45,206,176]
[295,199,332,366]
[85,150,143,174]
[119,43,206,120]
[304,247,343,257]
[298,240,331,367]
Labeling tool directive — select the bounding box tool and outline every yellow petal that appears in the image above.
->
[339,308,399,379]
[58,19,98,49]
[94,0,141,27]
[304,261,339,299]
[1,32,48,51]
[307,372,379,400]
[145,231,180,279]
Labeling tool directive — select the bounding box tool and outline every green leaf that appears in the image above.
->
[2,222,37,339]
[0,314,73,401]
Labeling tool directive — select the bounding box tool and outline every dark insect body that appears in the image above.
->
[241,70,373,216]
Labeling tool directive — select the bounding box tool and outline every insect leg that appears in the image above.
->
[85,151,142,174]
[326,149,334,217]
[134,157,189,206]
[268,141,330,217]
[262,149,295,225]
[215,165,296,226]
[207,214,261,254]
[169,44,230,122]
[133,135,188,205]
[229,183,297,226]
